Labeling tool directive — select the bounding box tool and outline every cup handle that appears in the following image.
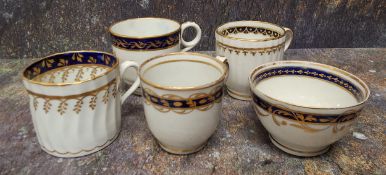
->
[181,22,202,52]
[216,56,229,80]
[283,27,293,51]
[120,61,140,104]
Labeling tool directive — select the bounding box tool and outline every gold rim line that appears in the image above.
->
[31,64,111,82]
[142,59,223,82]
[249,60,370,110]
[22,50,119,86]
[255,74,359,101]
[215,20,287,42]
[109,17,181,39]
[216,41,285,51]
[41,130,120,156]
[112,42,179,52]
[139,52,228,91]
[27,78,117,99]
[226,87,251,98]
[269,135,329,154]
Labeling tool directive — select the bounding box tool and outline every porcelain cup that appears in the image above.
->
[109,17,202,94]
[249,61,370,157]
[215,21,293,100]
[22,51,140,157]
[139,52,228,154]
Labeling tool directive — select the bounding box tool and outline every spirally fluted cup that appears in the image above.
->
[22,51,140,157]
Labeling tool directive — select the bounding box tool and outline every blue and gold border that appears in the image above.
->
[143,86,223,114]
[252,66,365,124]
[23,51,117,85]
[111,31,180,51]
[254,66,362,101]
[253,94,358,124]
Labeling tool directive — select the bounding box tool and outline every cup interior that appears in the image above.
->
[110,18,180,38]
[250,62,369,108]
[217,21,285,40]
[140,53,227,89]
[23,51,117,85]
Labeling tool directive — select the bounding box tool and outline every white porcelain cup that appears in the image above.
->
[215,21,293,100]
[22,51,140,157]
[139,52,228,154]
[109,17,202,94]
[249,61,370,156]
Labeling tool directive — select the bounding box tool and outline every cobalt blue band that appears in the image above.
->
[24,52,117,80]
[111,30,180,50]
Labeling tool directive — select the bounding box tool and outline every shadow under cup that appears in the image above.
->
[139,52,228,154]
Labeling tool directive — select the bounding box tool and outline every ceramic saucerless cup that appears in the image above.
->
[216,21,293,100]
[22,51,140,157]
[249,61,370,156]
[139,52,228,154]
[109,17,202,94]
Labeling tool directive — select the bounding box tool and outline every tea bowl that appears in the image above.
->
[249,61,370,156]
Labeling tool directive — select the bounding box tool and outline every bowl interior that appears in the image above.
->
[110,18,180,38]
[251,64,368,109]
[255,76,358,108]
[140,53,226,89]
[23,52,117,84]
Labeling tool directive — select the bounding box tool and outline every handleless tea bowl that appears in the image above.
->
[249,61,370,157]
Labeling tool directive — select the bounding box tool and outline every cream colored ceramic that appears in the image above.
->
[215,21,293,100]
[249,61,370,157]
[109,17,202,94]
[139,52,228,154]
[22,51,140,157]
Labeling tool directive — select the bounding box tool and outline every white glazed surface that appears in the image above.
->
[256,76,358,108]
[215,21,292,100]
[22,53,139,157]
[139,53,227,153]
[143,85,222,151]
[249,61,370,156]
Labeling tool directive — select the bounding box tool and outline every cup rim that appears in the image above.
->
[139,52,228,91]
[215,20,287,42]
[108,17,181,39]
[249,60,371,110]
[22,50,118,86]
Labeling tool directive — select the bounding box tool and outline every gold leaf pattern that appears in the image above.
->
[217,42,284,56]
[27,79,117,115]
[73,97,84,114]
[33,96,38,110]
[57,100,68,115]
[87,56,97,64]
[74,67,84,82]
[89,96,97,110]
[102,87,110,104]
[43,99,51,113]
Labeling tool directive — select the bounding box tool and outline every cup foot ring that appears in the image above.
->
[157,141,207,155]
[269,135,330,157]
[226,87,251,101]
